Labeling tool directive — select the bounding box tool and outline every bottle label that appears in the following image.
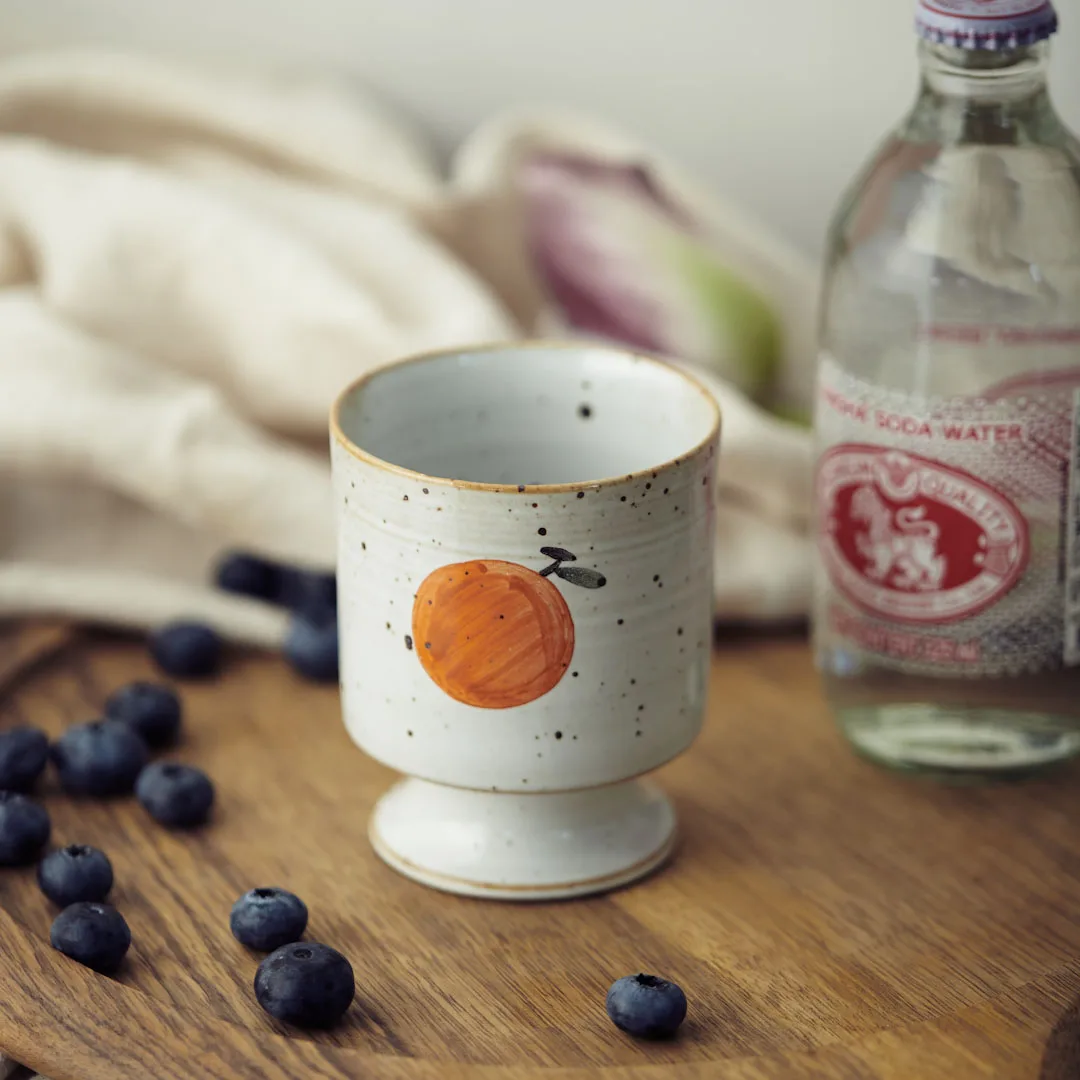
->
[817,356,1080,676]
[915,0,1058,48]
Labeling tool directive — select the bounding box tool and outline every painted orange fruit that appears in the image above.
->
[411,548,606,709]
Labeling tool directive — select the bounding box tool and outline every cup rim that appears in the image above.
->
[329,339,722,494]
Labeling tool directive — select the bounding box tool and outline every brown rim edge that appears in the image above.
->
[329,340,722,495]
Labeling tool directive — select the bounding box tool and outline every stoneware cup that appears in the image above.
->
[330,342,720,900]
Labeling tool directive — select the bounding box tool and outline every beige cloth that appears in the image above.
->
[0,49,815,642]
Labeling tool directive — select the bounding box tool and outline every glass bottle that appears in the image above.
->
[813,0,1080,778]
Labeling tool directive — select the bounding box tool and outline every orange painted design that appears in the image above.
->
[412,560,575,709]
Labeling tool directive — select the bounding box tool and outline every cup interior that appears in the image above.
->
[334,344,718,487]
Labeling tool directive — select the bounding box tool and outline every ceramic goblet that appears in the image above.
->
[330,342,720,899]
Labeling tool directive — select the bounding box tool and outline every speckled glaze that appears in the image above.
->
[330,342,720,899]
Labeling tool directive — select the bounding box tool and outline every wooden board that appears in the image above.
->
[0,623,1079,1080]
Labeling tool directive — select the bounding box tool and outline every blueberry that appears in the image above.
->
[38,844,113,907]
[278,569,337,619]
[254,942,354,1028]
[0,791,50,865]
[0,726,50,792]
[605,973,688,1039]
[284,613,339,683]
[231,887,309,951]
[51,720,148,797]
[50,902,131,975]
[103,682,181,748]
[214,551,283,602]
[135,762,214,828]
[149,621,222,679]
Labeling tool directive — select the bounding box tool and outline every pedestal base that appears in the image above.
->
[369,777,676,900]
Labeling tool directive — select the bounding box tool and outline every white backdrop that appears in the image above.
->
[1,0,1078,256]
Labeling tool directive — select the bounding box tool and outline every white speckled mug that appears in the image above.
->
[330,342,720,899]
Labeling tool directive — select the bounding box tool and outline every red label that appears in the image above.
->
[816,357,1080,676]
[818,446,1029,625]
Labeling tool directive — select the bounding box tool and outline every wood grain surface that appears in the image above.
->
[0,622,1079,1080]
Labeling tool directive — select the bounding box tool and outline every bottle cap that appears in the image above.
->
[915,0,1058,49]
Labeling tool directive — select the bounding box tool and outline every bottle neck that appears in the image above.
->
[921,41,1048,101]
[908,41,1064,146]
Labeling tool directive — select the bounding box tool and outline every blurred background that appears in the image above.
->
[5,0,1079,258]
[1,0,1077,642]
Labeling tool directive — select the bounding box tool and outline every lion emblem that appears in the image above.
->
[850,486,946,592]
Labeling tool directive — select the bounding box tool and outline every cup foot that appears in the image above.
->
[369,777,676,900]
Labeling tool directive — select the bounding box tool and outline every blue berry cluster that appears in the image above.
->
[209,550,340,684]
[0,674,213,979]
[230,886,354,1028]
[148,553,339,685]
[0,617,354,1027]
[146,549,339,694]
